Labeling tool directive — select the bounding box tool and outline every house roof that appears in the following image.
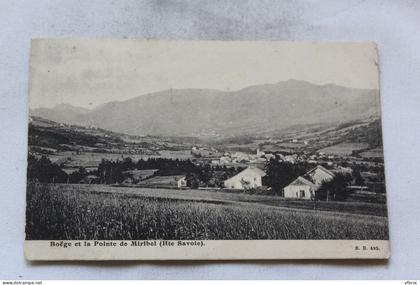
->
[332,166,353,175]
[224,166,266,182]
[247,166,266,177]
[287,176,316,188]
[141,175,186,185]
[305,165,335,178]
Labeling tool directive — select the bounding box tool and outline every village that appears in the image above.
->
[185,142,384,200]
[28,144,385,203]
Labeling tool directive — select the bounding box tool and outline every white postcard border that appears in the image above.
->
[25,240,389,260]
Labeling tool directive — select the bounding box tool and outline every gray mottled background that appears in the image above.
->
[1,0,420,279]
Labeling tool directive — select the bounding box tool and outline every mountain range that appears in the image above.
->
[30,80,381,137]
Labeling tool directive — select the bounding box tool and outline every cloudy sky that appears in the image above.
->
[29,39,379,109]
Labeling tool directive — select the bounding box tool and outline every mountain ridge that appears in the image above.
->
[30,80,380,137]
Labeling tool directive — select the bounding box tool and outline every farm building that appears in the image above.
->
[283,176,316,199]
[79,175,99,184]
[333,166,353,175]
[283,165,335,200]
[223,166,266,190]
[303,165,335,187]
[139,175,187,189]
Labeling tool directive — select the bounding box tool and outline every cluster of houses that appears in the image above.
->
[192,144,368,169]
[120,163,337,200]
[214,151,269,165]
[191,147,221,158]
[193,146,301,166]
[113,145,351,198]
[70,143,381,199]
[222,164,336,200]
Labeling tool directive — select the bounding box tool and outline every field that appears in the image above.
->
[26,183,389,240]
[359,147,384,158]
[60,184,388,216]
[319,142,369,156]
[46,150,193,170]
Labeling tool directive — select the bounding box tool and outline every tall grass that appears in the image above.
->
[26,183,388,240]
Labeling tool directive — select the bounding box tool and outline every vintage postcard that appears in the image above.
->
[25,39,389,260]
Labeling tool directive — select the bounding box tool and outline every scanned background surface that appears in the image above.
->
[1,0,420,279]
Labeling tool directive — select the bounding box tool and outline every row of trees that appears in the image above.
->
[27,155,244,187]
[27,155,68,183]
[27,155,95,184]
[95,158,243,187]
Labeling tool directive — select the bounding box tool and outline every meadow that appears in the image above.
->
[319,142,369,156]
[68,183,388,217]
[47,150,193,169]
[26,183,389,240]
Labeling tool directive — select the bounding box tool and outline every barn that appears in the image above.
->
[139,175,187,189]
[303,165,335,187]
[223,166,266,190]
[283,176,316,199]
[282,165,335,200]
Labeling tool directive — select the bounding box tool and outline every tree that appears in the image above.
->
[69,166,88,183]
[122,157,135,170]
[27,154,68,183]
[186,172,200,189]
[353,169,365,186]
[316,173,352,201]
[264,159,310,194]
[198,164,213,185]
[97,159,125,184]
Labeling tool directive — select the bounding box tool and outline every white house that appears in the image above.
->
[177,176,187,188]
[283,165,335,200]
[224,167,266,190]
[284,154,297,164]
[283,176,316,199]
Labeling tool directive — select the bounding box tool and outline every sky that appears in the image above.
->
[29,39,379,109]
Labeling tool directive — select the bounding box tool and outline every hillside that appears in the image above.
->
[28,117,194,157]
[30,80,380,137]
[28,117,126,152]
[30,104,90,124]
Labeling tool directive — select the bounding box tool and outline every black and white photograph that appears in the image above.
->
[24,39,389,260]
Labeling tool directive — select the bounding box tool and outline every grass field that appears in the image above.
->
[71,184,388,217]
[26,183,389,240]
[359,147,384,158]
[319,142,369,156]
[47,150,193,169]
